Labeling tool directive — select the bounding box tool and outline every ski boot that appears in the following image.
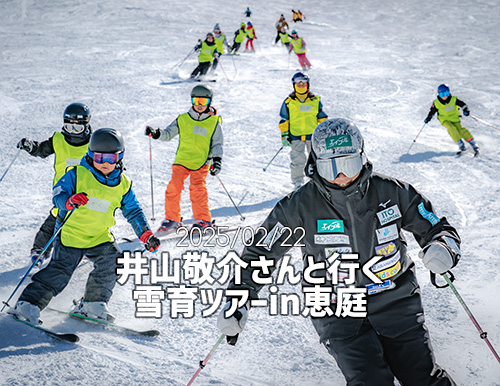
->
[9,301,41,325]
[72,299,115,322]
[191,220,214,231]
[157,218,181,233]
[456,139,466,155]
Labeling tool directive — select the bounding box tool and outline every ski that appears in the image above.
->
[12,315,80,343]
[47,307,160,337]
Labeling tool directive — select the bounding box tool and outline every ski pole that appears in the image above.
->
[406,123,427,154]
[442,273,500,364]
[171,48,196,70]
[187,333,226,386]
[216,175,245,221]
[1,207,77,313]
[217,59,230,82]
[148,136,155,221]
[0,148,22,185]
[263,145,284,171]
[471,115,500,133]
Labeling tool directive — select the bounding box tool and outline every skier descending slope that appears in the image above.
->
[424,84,480,156]
[10,128,160,325]
[145,85,223,232]
[218,119,460,385]
[16,103,92,267]
[279,72,328,190]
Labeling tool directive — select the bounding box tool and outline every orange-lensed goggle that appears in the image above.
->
[192,97,211,106]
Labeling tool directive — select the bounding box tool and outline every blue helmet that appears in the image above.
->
[437,84,450,94]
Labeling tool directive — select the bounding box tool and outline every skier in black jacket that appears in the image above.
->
[218,118,459,385]
[16,103,92,266]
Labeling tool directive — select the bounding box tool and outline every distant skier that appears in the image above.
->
[145,85,223,232]
[218,118,460,386]
[245,22,257,52]
[16,103,92,267]
[230,23,247,54]
[244,7,252,17]
[212,24,229,72]
[190,33,219,79]
[424,84,479,156]
[279,72,328,189]
[289,30,312,71]
[10,128,160,325]
[292,9,303,22]
[278,27,291,50]
[274,14,289,44]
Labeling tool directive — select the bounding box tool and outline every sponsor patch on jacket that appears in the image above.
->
[192,125,208,137]
[370,251,400,273]
[324,247,352,259]
[375,261,401,280]
[86,197,111,213]
[377,204,401,226]
[326,135,352,149]
[374,242,397,257]
[314,234,350,245]
[366,280,396,295]
[317,219,344,233]
[418,203,440,226]
[375,224,398,244]
[299,105,313,112]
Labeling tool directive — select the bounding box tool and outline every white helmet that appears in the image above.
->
[311,118,366,181]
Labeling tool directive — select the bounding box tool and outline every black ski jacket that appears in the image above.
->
[228,162,460,340]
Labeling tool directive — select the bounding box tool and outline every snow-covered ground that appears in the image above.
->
[1,0,499,385]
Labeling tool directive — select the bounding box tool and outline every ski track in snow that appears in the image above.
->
[1,0,500,385]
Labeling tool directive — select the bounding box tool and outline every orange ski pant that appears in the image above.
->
[164,164,211,222]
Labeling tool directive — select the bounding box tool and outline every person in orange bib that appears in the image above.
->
[145,85,223,231]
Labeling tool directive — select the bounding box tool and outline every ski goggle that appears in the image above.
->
[88,150,123,164]
[63,122,87,135]
[192,97,211,106]
[438,91,450,98]
[316,153,363,181]
[293,77,309,84]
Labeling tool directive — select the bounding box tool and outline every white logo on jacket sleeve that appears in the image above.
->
[314,234,350,245]
[377,205,402,226]
[375,224,399,244]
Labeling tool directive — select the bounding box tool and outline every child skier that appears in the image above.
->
[274,15,289,45]
[230,23,247,54]
[279,72,328,189]
[289,30,312,71]
[145,85,223,231]
[279,27,291,50]
[244,7,252,17]
[245,22,257,52]
[190,33,219,79]
[16,103,92,266]
[10,128,160,325]
[212,24,229,72]
[424,84,479,155]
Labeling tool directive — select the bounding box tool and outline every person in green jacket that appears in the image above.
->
[16,103,92,267]
[230,23,247,54]
[424,84,479,156]
[190,33,220,79]
[212,23,229,72]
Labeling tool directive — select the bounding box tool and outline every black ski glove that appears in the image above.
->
[424,116,432,124]
[17,138,34,153]
[463,107,470,116]
[145,126,161,139]
[210,157,222,176]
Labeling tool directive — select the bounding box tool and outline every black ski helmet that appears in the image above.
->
[191,84,213,99]
[63,103,91,124]
[89,128,125,155]
[63,103,91,136]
